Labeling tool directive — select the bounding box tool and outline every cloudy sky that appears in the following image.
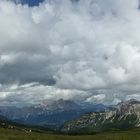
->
[0,0,140,106]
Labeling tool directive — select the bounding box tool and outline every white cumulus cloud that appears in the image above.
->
[0,0,140,105]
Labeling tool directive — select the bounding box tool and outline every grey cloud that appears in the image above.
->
[0,0,140,105]
[0,53,56,85]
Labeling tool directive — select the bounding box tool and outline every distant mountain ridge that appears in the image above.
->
[0,99,108,129]
[61,99,140,133]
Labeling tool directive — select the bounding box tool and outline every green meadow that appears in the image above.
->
[0,128,140,140]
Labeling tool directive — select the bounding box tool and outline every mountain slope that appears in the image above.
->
[62,99,140,133]
[0,114,26,129]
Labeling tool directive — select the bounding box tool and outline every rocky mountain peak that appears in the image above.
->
[118,99,140,106]
[115,99,140,115]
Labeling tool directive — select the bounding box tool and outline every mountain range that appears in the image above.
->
[1,98,140,133]
[0,99,107,129]
[61,99,140,133]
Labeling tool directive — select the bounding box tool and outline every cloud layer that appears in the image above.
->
[0,0,140,105]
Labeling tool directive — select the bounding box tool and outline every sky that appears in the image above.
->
[0,0,140,106]
[11,0,44,6]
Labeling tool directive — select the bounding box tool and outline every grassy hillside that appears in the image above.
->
[0,127,140,140]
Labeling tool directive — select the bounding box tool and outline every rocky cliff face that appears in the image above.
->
[62,99,140,133]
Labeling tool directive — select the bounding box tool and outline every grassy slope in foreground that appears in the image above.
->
[0,128,140,140]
